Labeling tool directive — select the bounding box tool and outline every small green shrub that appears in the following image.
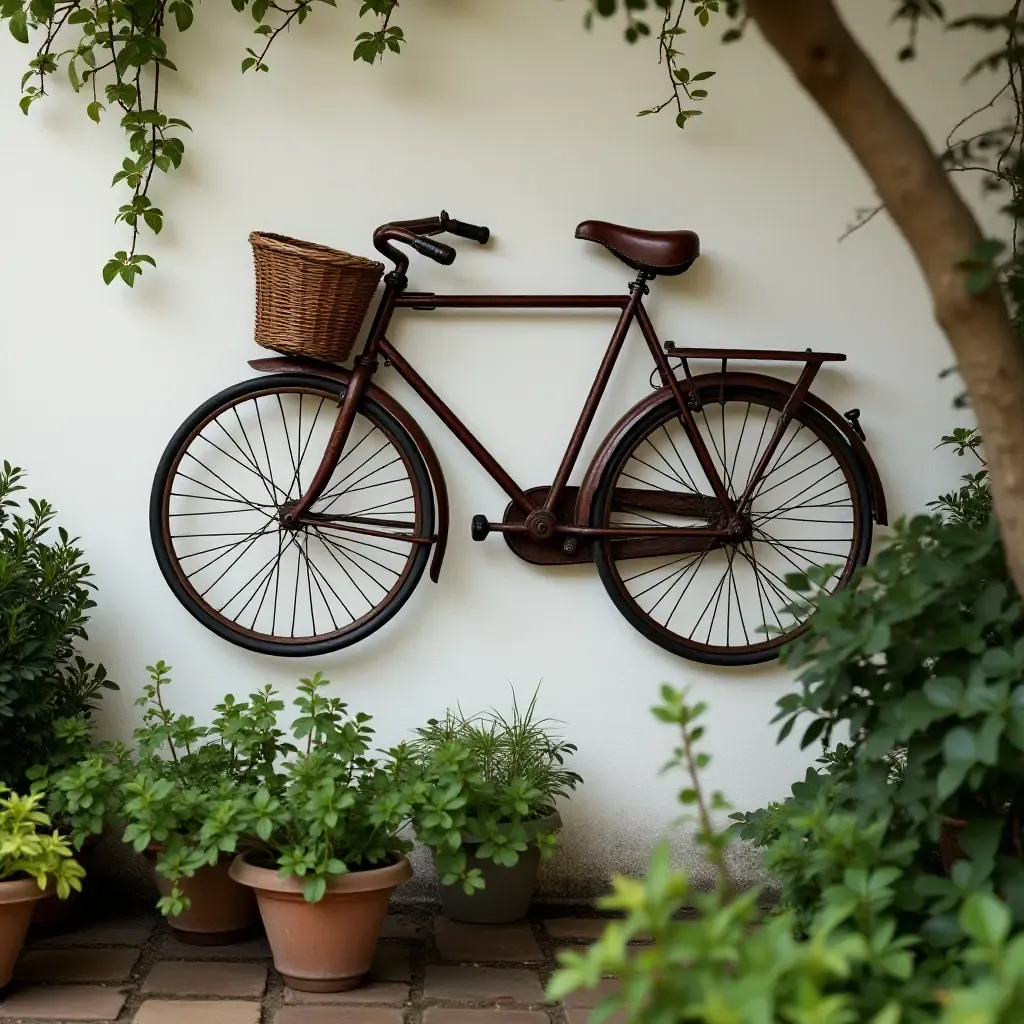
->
[0,462,117,789]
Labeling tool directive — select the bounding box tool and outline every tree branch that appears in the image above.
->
[746,0,1024,597]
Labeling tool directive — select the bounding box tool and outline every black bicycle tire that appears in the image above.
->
[591,384,873,666]
[150,373,434,658]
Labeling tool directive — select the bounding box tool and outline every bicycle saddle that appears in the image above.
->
[575,220,700,277]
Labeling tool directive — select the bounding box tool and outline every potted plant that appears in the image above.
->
[48,662,290,944]
[409,689,582,924]
[229,673,415,992]
[0,786,84,988]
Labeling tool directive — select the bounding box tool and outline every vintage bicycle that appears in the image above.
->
[150,212,887,665]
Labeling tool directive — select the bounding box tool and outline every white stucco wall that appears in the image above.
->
[0,1,998,895]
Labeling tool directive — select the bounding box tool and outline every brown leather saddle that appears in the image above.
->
[576,220,700,277]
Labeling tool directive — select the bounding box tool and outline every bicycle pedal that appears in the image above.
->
[471,515,491,542]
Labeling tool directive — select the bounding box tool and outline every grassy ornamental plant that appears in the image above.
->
[407,691,582,894]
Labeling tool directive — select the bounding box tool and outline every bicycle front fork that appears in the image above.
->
[279,355,377,527]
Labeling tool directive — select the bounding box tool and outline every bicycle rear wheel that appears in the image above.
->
[151,374,433,657]
[591,383,872,665]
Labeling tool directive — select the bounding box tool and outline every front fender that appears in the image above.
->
[575,371,887,527]
[248,356,451,582]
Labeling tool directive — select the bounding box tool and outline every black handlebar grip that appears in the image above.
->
[412,237,457,265]
[452,220,490,245]
[440,210,490,245]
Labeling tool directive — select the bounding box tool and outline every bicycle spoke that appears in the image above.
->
[202,425,285,505]
[660,424,701,493]
[726,402,752,497]
[661,546,714,628]
[314,529,403,590]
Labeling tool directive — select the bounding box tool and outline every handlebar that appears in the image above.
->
[373,210,490,272]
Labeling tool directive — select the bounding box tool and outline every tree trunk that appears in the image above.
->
[745,0,1024,595]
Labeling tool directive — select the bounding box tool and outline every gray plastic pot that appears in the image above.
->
[438,810,562,924]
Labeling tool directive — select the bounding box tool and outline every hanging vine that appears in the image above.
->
[0,0,402,285]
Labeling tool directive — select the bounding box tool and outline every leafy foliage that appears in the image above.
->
[0,462,116,791]
[406,688,582,893]
[0,785,85,899]
[48,670,582,908]
[0,0,402,284]
[7,0,1019,288]
[551,686,1024,1024]
[553,437,1024,1022]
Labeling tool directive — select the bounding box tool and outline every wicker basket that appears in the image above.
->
[250,232,385,363]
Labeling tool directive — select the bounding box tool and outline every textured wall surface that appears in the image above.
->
[0,0,999,898]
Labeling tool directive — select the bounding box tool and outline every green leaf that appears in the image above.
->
[924,676,963,710]
[960,891,1011,946]
[86,101,103,123]
[9,10,28,44]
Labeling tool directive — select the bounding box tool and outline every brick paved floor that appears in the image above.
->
[0,911,639,1023]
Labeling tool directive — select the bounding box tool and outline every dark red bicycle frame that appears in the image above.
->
[275,217,882,576]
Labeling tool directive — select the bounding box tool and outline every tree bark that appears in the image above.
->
[745,0,1024,594]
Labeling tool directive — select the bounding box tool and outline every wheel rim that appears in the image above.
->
[599,389,867,659]
[158,384,427,646]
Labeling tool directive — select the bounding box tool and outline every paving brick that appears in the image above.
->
[284,982,409,1005]
[135,1000,262,1024]
[30,919,156,948]
[561,979,620,1008]
[423,1011,549,1024]
[370,943,411,982]
[0,984,128,1021]
[435,921,542,963]
[159,934,272,959]
[275,1008,404,1024]
[544,919,651,944]
[423,967,546,1004]
[380,914,429,939]
[142,961,267,998]
[14,948,139,983]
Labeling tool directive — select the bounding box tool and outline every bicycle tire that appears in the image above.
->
[591,383,873,665]
[150,373,434,657]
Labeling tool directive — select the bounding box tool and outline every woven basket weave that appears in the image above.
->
[250,232,385,363]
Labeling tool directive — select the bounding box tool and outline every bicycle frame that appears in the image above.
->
[282,264,845,555]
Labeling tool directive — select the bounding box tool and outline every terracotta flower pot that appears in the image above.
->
[438,810,562,924]
[229,853,412,991]
[0,878,49,990]
[151,853,261,945]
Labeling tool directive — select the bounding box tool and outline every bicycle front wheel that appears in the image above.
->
[591,384,873,665]
[151,374,434,657]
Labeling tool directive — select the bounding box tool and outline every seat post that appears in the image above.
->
[630,270,652,295]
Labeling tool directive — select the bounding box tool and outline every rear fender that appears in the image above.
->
[575,371,887,527]
[248,356,451,581]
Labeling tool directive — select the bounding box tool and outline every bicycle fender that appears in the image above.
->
[575,371,887,528]
[247,356,451,582]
